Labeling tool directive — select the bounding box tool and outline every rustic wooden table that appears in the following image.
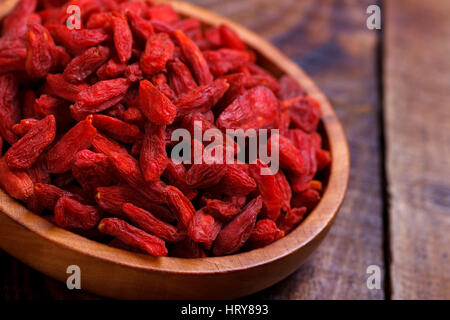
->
[1,0,449,300]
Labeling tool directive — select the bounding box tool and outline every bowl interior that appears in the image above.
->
[0,0,350,275]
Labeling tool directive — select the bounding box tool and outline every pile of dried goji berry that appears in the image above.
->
[0,0,331,257]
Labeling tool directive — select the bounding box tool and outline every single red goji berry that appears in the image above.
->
[0,74,20,144]
[25,23,56,78]
[247,219,284,249]
[188,208,222,250]
[63,45,110,83]
[96,57,127,80]
[47,25,110,56]
[219,24,246,51]
[72,78,130,119]
[213,196,262,256]
[122,203,184,243]
[147,4,179,25]
[45,73,89,102]
[276,207,307,233]
[173,29,213,85]
[206,199,240,222]
[140,124,168,182]
[98,217,168,256]
[278,75,306,100]
[248,160,282,221]
[162,159,198,200]
[111,14,132,64]
[47,116,97,174]
[203,49,254,77]
[0,157,33,201]
[72,149,115,197]
[165,185,196,229]
[126,11,154,41]
[140,33,174,75]
[138,79,176,125]
[291,189,321,212]
[174,78,229,117]
[216,86,280,130]
[92,114,143,144]
[54,196,101,229]
[5,115,56,169]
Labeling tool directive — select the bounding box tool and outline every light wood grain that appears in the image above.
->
[384,0,450,299]
[0,0,350,299]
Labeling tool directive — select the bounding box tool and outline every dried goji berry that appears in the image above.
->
[185,163,227,189]
[126,11,154,41]
[140,33,174,75]
[98,217,168,256]
[5,115,56,169]
[72,149,114,197]
[107,151,166,204]
[203,49,254,76]
[45,73,89,102]
[0,74,20,144]
[0,38,26,74]
[248,160,282,221]
[217,163,256,196]
[216,86,280,130]
[63,45,110,83]
[47,25,110,56]
[92,133,128,156]
[111,14,132,64]
[54,196,101,229]
[96,57,127,80]
[72,78,130,119]
[278,75,305,100]
[92,114,143,144]
[147,4,179,25]
[292,189,321,212]
[188,208,221,250]
[122,203,184,243]
[276,207,307,233]
[247,219,284,249]
[47,116,97,174]
[138,80,176,125]
[140,124,168,182]
[206,199,240,222]
[219,24,246,51]
[0,158,33,201]
[162,159,198,200]
[25,23,56,78]
[165,185,196,229]
[284,96,321,133]
[268,133,307,175]
[173,29,213,85]
[213,196,262,256]
[174,78,229,117]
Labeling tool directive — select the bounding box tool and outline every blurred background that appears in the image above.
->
[0,0,449,300]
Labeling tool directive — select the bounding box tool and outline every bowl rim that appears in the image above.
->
[0,0,350,275]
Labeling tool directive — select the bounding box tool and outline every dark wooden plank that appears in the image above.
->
[384,0,450,299]
[188,0,385,299]
[0,0,385,299]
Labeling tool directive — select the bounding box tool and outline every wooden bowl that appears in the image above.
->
[0,1,350,299]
